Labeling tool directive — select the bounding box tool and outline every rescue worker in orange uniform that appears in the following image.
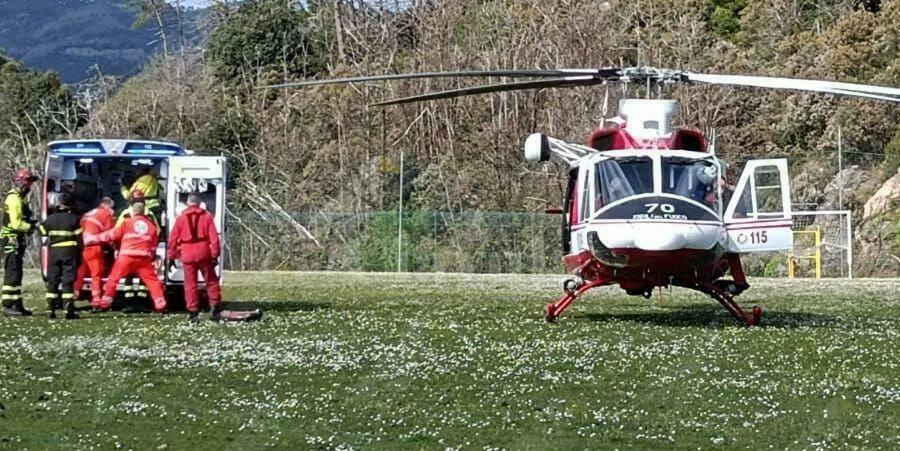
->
[117,189,161,312]
[88,201,167,313]
[168,193,222,322]
[73,197,115,309]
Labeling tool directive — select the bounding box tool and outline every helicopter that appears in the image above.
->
[262,67,900,325]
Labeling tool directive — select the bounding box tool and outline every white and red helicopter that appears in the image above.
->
[264,67,900,325]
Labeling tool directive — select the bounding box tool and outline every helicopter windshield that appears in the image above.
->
[595,157,654,205]
[662,157,720,211]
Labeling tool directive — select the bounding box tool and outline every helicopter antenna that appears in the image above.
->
[602,85,609,118]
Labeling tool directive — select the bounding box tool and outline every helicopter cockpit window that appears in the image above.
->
[662,157,720,211]
[595,157,653,205]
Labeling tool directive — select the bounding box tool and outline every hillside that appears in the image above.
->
[0,0,203,83]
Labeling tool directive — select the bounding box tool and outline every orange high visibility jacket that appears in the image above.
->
[81,206,115,235]
[100,215,159,259]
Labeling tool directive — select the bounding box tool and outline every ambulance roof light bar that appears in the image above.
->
[48,139,186,156]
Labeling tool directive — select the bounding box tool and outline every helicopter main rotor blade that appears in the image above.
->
[259,66,900,104]
[371,75,602,106]
[686,73,900,102]
[259,69,617,90]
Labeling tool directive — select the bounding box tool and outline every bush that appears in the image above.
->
[707,0,746,39]
[206,0,326,83]
[882,130,900,177]
[354,212,433,272]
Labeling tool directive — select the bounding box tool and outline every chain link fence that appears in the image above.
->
[223,211,564,273]
[15,209,848,276]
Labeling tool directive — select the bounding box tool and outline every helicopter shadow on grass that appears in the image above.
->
[575,304,839,329]
[221,299,331,313]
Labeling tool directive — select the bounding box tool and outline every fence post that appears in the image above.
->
[397,150,404,273]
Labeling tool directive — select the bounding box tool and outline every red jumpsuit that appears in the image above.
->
[74,205,114,307]
[95,215,167,312]
[167,205,222,313]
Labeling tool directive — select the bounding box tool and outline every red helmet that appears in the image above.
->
[14,168,39,186]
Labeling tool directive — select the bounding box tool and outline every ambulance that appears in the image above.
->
[41,139,227,306]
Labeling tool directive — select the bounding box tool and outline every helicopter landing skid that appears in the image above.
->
[543,278,611,323]
[697,283,761,326]
[543,278,761,326]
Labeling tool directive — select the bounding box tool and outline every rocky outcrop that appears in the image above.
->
[864,169,900,219]
[855,169,900,276]
[793,166,899,277]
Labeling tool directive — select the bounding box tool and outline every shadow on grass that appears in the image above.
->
[576,304,839,329]
[223,300,331,313]
[69,300,331,315]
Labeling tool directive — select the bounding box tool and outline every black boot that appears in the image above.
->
[122,299,146,314]
[187,311,200,323]
[3,306,20,316]
[19,301,33,316]
[4,301,32,317]
[64,301,80,320]
[209,305,222,322]
[48,298,61,319]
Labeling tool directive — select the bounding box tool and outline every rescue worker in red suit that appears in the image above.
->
[168,193,222,322]
[74,197,115,309]
[87,201,167,313]
[117,189,161,311]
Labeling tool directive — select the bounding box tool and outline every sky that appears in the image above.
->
[178,0,212,7]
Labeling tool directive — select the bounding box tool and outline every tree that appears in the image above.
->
[206,0,327,83]
[0,50,82,182]
[128,0,174,57]
[707,0,746,39]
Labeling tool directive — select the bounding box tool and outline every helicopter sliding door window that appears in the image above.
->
[724,159,793,252]
[561,169,578,253]
[595,157,653,206]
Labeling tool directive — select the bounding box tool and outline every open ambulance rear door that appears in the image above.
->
[39,153,67,278]
[165,156,227,284]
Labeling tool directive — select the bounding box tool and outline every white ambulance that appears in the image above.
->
[41,139,226,305]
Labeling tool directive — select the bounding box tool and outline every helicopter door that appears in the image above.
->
[723,159,793,252]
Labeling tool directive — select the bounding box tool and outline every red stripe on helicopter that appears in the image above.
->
[571,219,722,230]
[570,219,792,231]
[725,220,793,230]
[588,219,721,225]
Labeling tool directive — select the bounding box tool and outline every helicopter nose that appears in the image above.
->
[632,224,687,251]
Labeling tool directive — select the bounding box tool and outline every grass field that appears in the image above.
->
[0,271,897,450]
